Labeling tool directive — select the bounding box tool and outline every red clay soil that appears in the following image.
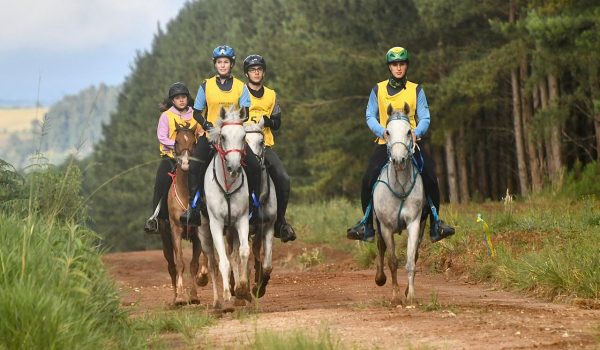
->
[103,242,600,349]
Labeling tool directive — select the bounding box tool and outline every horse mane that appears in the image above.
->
[207,106,246,143]
[244,122,262,133]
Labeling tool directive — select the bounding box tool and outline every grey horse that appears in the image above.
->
[245,117,277,298]
[373,103,427,306]
[197,106,252,309]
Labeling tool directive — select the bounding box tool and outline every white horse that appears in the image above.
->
[373,103,427,306]
[244,117,277,298]
[197,106,252,309]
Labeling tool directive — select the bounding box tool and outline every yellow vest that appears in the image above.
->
[248,86,277,147]
[204,76,246,125]
[376,80,418,144]
[159,110,200,158]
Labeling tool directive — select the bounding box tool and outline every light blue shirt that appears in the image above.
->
[365,85,431,139]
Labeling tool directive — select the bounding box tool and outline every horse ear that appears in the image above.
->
[387,104,393,117]
[174,122,182,131]
[184,121,190,129]
[220,106,226,120]
[240,107,248,123]
[403,102,410,116]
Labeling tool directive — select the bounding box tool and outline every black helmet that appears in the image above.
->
[243,54,266,73]
[168,82,190,99]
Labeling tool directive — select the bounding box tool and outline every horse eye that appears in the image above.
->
[407,130,411,136]
[220,135,225,142]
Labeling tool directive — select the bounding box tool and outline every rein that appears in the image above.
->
[168,172,188,211]
[245,129,270,205]
[211,120,246,226]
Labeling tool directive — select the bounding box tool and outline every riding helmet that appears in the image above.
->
[243,54,267,73]
[212,45,236,63]
[168,82,191,99]
[386,47,410,64]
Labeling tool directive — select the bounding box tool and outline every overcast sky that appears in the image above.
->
[0,0,188,106]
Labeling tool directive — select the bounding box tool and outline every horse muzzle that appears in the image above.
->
[391,157,407,172]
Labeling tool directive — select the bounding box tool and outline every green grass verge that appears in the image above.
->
[248,328,341,350]
[0,213,143,349]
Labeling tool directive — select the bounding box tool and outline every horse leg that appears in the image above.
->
[189,231,201,304]
[170,222,187,306]
[251,230,263,296]
[209,219,232,304]
[381,225,401,306]
[257,224,274,298]
[375,220,387,286]
[197,252,209,287]
[159,221,177,302]
[228,230,246,306]
[235,218,252,303]
[405,220,422,306]
[198,223,220,309]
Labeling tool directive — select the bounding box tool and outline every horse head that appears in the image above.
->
[385,103,413,172]
[174,122,198,171]
[244,116,265,161]
[208,105,248,179]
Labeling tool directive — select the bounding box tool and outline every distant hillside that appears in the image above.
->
[0,84,120,169]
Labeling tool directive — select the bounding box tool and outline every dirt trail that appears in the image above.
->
[103,243,600,349]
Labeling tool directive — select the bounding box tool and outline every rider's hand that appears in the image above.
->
[263,115,274,128]
[411,131,417,145]
[203,121,214,131]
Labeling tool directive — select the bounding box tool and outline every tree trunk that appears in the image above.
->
[589,61,600,160]
[547,72,563,186]
[509,0,529,196]
[520,59,542,192]
[444,131,459,203]
[457,126,469,203]
[539,79,552,179]
[511,67,529,196]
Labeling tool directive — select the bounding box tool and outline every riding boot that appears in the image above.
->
[275,219,296,243]
[179,172,201,226]
[144,217,159,233]
[429,219,455,242]
[347,221,375,242]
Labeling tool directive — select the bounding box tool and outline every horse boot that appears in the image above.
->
[430,219,455,242]
[179,173,201,226]
[275,219,296,243]
[346,221,375,242]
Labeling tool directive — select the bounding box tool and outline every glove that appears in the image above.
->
[263,115,274,128]
[203,121,214,131]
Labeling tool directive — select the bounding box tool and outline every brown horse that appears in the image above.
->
[160,122,209,305]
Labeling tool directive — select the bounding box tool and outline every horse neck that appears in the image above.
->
[175,165,188,201]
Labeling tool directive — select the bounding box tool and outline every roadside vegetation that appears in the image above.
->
[288,163,600,303]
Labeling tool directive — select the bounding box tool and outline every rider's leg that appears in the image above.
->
[264,147,295,243]
[347,144,388,241]
[414,144,455,242]
[244,143,264,223]
[145,157,174,232]
[180,136,211,226]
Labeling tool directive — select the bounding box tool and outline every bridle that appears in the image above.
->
[245,129,266,165]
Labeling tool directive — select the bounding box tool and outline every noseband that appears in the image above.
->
[386,115,414,163]
[213,121,247,161]
[245,129,266,164]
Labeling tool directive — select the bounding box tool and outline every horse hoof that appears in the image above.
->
[189,297,201,305]
[173,298,187,306]
[234,297,246,307]
[391,297,402,307]
[252,284,267,298]
[375,274,387,286]
[196,273,209,287]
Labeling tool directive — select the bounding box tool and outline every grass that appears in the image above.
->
[297,247,325,269]
[133,310,215,347]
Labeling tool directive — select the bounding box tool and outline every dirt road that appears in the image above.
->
[103,242,600,349]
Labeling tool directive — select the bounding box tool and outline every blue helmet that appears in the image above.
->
[212,45,236,63]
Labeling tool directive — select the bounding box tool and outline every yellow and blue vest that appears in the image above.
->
[248,86,277,147]
[204,76,246,125]
[159,109,200,158]
[376,80,418,144]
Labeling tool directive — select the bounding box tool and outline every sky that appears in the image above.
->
[0,0,188,107]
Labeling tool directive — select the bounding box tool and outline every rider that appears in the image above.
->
[179,45,263,226]
[346,47,455,243]
[243,54,296,243]
[144,82,199,232]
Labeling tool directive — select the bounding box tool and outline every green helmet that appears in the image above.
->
[386,47,409,64]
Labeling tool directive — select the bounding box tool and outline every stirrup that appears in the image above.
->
[179,208,201,227]
[144,217,159,233]
[430,220,455,242]
[277,222,296,243]
[347,222,375,242]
